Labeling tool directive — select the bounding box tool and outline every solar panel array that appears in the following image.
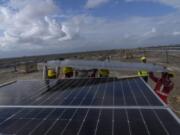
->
[0,78,163,106]
[59,59,167,72]
[0,77,179,135]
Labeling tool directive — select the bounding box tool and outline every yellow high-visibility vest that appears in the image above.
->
[48,69,56,78]
[63,67,73,74]
[99,69,109,77]
[137,70,148,77]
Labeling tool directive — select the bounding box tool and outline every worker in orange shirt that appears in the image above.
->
[149,72,174,104]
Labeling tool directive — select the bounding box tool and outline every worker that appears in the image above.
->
[149,72,174,104]
[47,68,56,79]
[99,69,109,77]
[62,67,73,78]
[137,56,148,82]
[89,69,98,78]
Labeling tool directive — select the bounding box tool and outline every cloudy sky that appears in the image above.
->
[0,0,180,58]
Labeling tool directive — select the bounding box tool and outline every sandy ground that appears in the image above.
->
[0,50,179,117]
[0,69,42,84]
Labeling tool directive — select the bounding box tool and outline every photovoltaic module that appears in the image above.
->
[0,77,179,135]
[58,59,167,72]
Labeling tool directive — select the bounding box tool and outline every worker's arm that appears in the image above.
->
[149,72,159,82]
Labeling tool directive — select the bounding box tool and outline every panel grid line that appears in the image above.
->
[59,79,97,135]
[13,108,48,134]
[121,80,132,135]
[43,78,92,135]
[133,78,170,135]
[20,80,58,104]
[0,79,76,128]
[27,79,85,135]
[28,108,56,135]
[76,76,103,135]
[38,80,81,105]
[127,79,151,135]
[112,78,115,135]
[5,78,90,135]
[33,79,77,105]
[0,77,179,135]
[94,78,108,135]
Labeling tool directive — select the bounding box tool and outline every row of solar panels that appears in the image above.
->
[0,77,179,135]
[0,78,163,106]
[0,107,178,135]
[51,59,167,72]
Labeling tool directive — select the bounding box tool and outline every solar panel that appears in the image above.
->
[0,78,163,106]
[0,108,179,135]
[0,77,179,135]
[59,59,167,72]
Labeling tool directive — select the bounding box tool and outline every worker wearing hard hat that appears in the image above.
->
[99,69,109,77]
[62,67,73,78]
[149,72,174,104]
[137,56,148,82]
[47,68,56,79]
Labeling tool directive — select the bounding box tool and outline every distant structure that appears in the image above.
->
[16,62,38,73]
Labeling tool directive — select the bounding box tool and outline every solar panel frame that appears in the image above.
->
[166,108,180,124]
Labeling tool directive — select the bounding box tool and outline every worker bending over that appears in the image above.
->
[138,56,148,82]
[149,72,174,104]
[99,69,109,77]
[47,68,56,79]
[62,67,73,78]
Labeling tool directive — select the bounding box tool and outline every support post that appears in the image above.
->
[43,64,48,80]
[166,49,169,64]
[56,66,60,79]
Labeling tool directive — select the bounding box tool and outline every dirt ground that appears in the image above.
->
[0,69,42,84]
[0,50,179,117]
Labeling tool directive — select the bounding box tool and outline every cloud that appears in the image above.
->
[158,0,180,8]
[125,0,180,9]
[0,0,79,50]
[173,31,180,36]
[71,12,180,47]
[85,0,110,9]
[0,0,180,57]
[143,27,156,37]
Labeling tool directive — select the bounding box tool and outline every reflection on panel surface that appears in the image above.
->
[0,78,163,106]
